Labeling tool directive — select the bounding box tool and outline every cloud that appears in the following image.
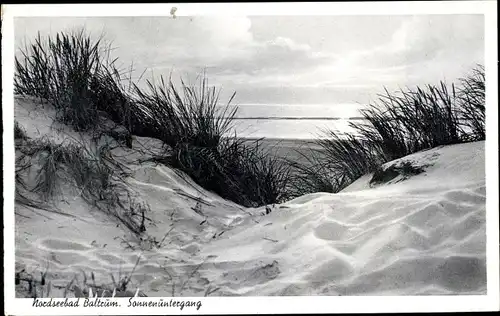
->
[15,16,336,84]
[343,15,484,83]
[209,36,336,79]
[13,15,485,106]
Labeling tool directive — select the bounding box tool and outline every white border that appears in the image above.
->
[1,1,496,16]
[484,1,500,310]
[3,1,499,315]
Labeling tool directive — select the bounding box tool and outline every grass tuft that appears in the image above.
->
[370,161,426,186]
[314,132,384,186]
[357,82,464,161]
[14,121,28,140]
[290,65,486,195]
[456,64,486,141]
[132,75,237,148]
[15,136,147,235]
[135,76,291,207]
[14,30,135,134]
[286,147,346,197]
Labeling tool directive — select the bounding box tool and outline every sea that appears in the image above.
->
[223,103,366,140]
[215,103,368,164]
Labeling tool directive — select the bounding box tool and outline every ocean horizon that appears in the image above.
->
[216,103,367,138]
[229,117,362,139]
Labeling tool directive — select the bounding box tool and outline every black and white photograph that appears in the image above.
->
[3,2,499,314]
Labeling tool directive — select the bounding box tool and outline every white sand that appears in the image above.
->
[14,96,486,297]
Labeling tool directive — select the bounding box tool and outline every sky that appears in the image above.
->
[14,15,484,137]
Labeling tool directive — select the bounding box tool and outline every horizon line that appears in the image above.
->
[221,116,366,120]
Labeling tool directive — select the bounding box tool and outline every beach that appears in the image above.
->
[241,137,325,165]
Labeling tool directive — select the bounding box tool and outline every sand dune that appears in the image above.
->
[14,97,486,297]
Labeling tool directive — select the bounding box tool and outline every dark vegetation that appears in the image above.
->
[15,133,149,235]
[16,257,146,298]
[285,147,349,197]
[294,64,486,194]
[15,31,128,132]
[456,65,486,141]
[369,161,426,186]
[132,76,292,207]
[14,121,28,140]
